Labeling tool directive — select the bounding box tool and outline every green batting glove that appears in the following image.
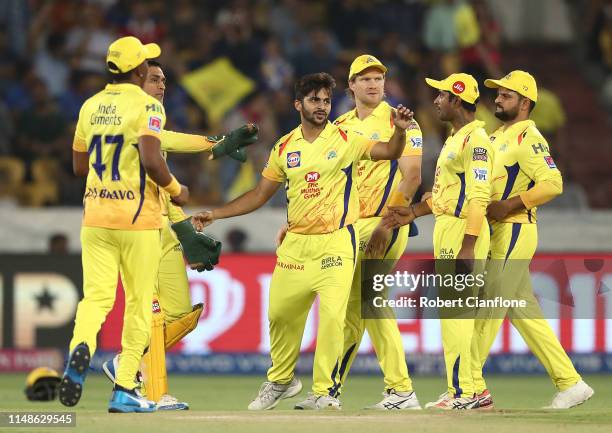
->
[209,123,259,162]
[171,218,222,272]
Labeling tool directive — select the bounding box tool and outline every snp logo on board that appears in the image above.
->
[287,151,301,168]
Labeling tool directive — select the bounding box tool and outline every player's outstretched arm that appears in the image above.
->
[161,123,258,163]
[192,177,281,231]
[139,134,189,206]
[369,105,414,161]
[365,155,423,257]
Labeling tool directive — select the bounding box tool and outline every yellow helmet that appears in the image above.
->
[24,367,61,401]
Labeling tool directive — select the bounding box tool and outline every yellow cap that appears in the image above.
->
[348,54,387,80]
[424,73,480,104]
[106,36,161,74]
[484,70,538,102]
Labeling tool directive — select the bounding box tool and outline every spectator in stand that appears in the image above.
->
[120,0,165,44]
[15,77,67,166]
[226,228,248,253]
[457,0,502,83]
[64,3,115,74]
[48,233,69,255]
[292,28,339,77]
[261,37,294,91]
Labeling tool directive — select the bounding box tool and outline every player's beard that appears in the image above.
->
[303,107,329,127]
[495,104,519,122]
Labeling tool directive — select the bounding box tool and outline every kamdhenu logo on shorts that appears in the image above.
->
[305,172,320,183]
[152,299,161,313]
[276,261,304,271]
[287,151,301,168]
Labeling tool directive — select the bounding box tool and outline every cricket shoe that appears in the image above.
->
[365,389,422,410]
[476,389,494,410]
[247,377,302,410]
[157,394,189,411]
[425,392,481,410]
[108,388,156,413]
[543,380,594,409]
[102,355,143,394]
[294,393,341,410]
[59,342,91,407]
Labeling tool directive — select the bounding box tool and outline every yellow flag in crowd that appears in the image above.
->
[180,58,255,124]
[227,160,257,200]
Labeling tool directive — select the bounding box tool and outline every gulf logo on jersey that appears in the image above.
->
[148,116,162,133]
[305,172,320,183]
[287,151,301,168]
[452,81,465,94]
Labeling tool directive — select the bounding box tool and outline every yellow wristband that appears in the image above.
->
[388,190,411,207]
[162,176,181,197]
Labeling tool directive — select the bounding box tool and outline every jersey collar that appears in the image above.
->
[295,121,335,143]
[451,119,485,138]
[105,82,142,92]
[502,119,535,135]
[352,100,389,121]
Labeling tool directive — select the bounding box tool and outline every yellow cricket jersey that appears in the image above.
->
[490,119,562,224]
[73,83,167,230]
[159,129,216,223]
[262,122,375,234]
[431,120,493,229]
[333,101,423,218]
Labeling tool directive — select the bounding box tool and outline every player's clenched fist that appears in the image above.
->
[391,104,416,131]
[192,210,214,231]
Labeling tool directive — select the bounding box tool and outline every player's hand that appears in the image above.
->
[381,205,416,229]
[209,123,259,162]
[275,224,288,247]
[365,226,390,259]
[421,191,432,203]
[391,105,415,131]
[192,210,215,231]
[171,185,189,206]
[171,218,222,272]
[455,245,475,275]
[487,200,510,221]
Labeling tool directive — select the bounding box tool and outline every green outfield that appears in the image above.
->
[0,374,610,433]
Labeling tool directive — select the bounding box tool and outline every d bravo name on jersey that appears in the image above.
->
[84,187,136,200]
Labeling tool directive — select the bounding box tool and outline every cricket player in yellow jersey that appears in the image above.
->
[101,60,258,410]
[468,70,593,409]
[62,36,190,413]
[332,55,423,409]
[383,73,493,410]
[192,73,413,410]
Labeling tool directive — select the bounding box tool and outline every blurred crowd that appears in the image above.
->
[584,0,612,109]
[0,0,597,208]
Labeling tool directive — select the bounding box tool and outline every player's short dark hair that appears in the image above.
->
[461,97,478,112]
[147,60,162,68]
[446,91,478,112]
[528,99,536,113]
[294,72,336,101]
[107,61,133,83]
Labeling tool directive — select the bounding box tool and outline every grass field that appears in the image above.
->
[0,373,610,433]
